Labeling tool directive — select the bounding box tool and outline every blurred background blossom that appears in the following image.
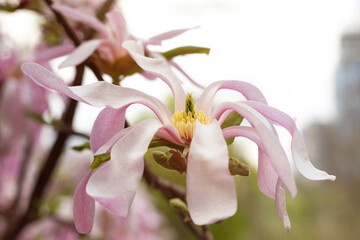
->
[1,0,360,239]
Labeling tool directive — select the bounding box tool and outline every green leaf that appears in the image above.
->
[26,111,48,124]
[90,152,111,170]
[162,46,210,60]
[72,142,90,152]
[221,111,244,145]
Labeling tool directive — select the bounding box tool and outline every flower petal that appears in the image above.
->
[222,126,278,198]
[213,102,297,197]
[187,120,237,225]
[122,40,186,111]
[106,9,127,48]
[59,40,102,68]
[21,63,173,124]
[195,80,268,117]
[275,179,291,232]
[32,42,75,64]
[245,101,336,181]
[73,170,95,234]
[52,4,109,38]
[155,124,184,145]
[146,27,196,45]
[90,106,126,153]
[86,119,162,216]
[21,63,89,104]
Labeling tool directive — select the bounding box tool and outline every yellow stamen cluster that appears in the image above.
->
[172,110,211,140]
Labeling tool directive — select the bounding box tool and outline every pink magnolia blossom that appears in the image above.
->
[22,40,335,233]
[51,4,201,87]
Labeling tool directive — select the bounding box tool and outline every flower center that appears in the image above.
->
[172,93,211,141]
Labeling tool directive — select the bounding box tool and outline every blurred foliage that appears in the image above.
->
[144,143,359,240]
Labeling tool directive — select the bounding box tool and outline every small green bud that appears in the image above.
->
[169,198,189,213]
[185,93,195,117]
[90,152,111,170]
[229,157,250,176]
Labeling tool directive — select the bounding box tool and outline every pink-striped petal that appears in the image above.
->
[275,179,291,232]
[90,106,126,153]
[59,40,102,68]
[222,126,278,199]
[187,121,237,225]
[52,4,110,38]
[21,63,89,104]
[146,27,196,46]
[213,102,297,197]
[155,124,184,145]
[73,170,95,234]
[244,101,336,181]
[106,9,127,48]
[21,63,173,124]
[32,42,75,64]
[195,80,268,117]
[122,40,186,111]
[86,119,162,216]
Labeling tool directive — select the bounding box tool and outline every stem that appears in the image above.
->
[2,65,85,240]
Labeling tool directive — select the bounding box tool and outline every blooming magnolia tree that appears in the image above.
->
[0,0,335,239]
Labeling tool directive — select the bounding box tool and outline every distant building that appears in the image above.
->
[304,31,360,182]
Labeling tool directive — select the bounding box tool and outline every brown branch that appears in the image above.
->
[2,65,85,240]
[43,0,104,81]
[142,164,212,240]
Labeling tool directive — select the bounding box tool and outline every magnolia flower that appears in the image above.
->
[52,4,202,87]
[22,40,335,233]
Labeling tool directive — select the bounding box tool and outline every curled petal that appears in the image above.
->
[222,126,278,198]
[155,124,184,145]
[187,121,237,225]
[90,106,126,153]
[21,63,173,124]
[213,102,297,197]
[195,80,268,117]
[86,119,162,216]
[52,4,110,38]
[122,40,186,111]
[245,101,336,181]
[275,179,291,232]
[32,42,75,64]
[146,27,197,46]
[74,170,95,234]
[59,40,102,68]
